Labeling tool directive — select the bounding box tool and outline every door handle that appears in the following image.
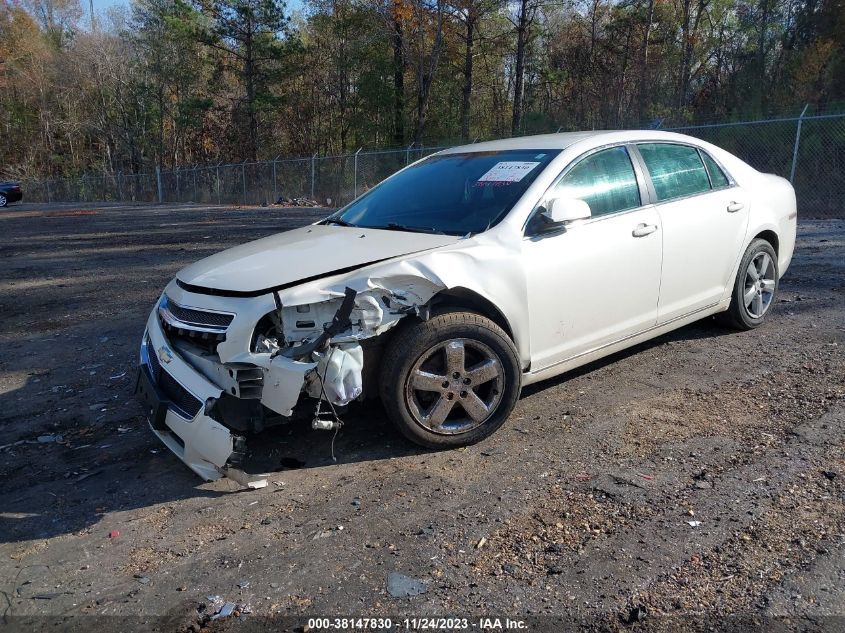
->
[727,201,745,213]
[632,223,658,237]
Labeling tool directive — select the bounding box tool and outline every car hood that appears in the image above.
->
[176,224,461,295]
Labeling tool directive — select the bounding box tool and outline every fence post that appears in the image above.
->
[789,104,810,184]
[406,143,413,165]
[45,180,51,204]
[156,167,163,203]
[353,147,362,199]
[311,153,317,201]
[193,167,198,203]
[216,165,221,205]
[272,156,279,204]
[117,171,123,201]
[242,161,247,203]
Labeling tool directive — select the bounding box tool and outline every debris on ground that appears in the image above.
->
[387,572,427,598]
[274,196,319,207]
[211,602,236,620]
[625,605,648,624]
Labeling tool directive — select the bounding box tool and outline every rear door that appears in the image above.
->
[633,143,749,323]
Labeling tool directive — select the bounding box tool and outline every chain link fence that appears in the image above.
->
[667,112,845,218]
[20,113,845,217]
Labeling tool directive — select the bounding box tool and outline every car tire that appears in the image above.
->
[379,310,521,449]
[0,194,7,207]
[722,238,779,330]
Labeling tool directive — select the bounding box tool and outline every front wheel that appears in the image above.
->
[0,194,7,207]
[379,311,521,449]
[723,238,779,330]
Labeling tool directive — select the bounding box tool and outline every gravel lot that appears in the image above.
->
[1,203,843,632]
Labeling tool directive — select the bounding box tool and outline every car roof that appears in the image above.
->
[438,129,693,154]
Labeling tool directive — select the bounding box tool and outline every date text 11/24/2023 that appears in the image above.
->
[306,617,529,630]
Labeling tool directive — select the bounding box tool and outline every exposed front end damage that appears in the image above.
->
[135,268,446,485]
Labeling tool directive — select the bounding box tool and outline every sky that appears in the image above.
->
[82,0,127,25]
[94,0,123,11]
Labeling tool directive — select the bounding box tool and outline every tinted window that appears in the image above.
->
[701,151,730,188]
[331,149,560,235]
[553,146,640,216]
[637,143,711,201]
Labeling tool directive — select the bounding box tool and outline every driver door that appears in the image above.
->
[521,145,663,371]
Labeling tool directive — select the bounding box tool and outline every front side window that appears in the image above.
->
[329,149,560,235]
[637,143,711,201]
[552,146,641,217]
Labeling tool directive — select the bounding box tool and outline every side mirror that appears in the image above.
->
[543,197,591,224]
[527,197,591,236]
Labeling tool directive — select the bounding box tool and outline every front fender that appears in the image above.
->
[275,238,531,367]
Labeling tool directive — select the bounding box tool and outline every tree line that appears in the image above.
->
[1,0,843,179]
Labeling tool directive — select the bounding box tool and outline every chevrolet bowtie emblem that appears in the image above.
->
[157,346,174,364]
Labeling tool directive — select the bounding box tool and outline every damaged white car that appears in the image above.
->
[136,130,797,484]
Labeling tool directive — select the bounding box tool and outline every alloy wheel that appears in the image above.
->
[404,338,505,435]
[744,251,776,318]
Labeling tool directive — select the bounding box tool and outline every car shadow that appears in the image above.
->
[520,315,735,397]
[244,316,741,473]
[239,399,427,475]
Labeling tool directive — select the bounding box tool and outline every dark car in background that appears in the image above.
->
[0,182,23,207]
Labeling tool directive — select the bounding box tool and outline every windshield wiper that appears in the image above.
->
[322,217,357,227]
[370,222,446,235]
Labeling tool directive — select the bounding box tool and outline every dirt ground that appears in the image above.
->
[0,202,843,633]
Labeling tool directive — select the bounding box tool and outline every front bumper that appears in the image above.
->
[137,311,234,481]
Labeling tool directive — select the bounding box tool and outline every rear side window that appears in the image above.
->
[553,146,640,217]
[701,151,730,188]
[637,143,711,201]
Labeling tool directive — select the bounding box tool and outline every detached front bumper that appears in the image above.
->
[137,311,235,481]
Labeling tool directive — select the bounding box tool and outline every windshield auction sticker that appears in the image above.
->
[477,161,540,184]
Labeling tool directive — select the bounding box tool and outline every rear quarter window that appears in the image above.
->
[637,143,711,202]
[701,151,730,188]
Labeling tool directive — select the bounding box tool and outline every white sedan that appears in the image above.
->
[136,130,797,484]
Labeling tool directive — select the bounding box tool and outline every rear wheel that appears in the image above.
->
[379,311,521,449]
[723,238,778,330]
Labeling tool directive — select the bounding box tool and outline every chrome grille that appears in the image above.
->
[158,295,234,333]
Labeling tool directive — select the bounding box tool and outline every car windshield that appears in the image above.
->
[326,149,560,235]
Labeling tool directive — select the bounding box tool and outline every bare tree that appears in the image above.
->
[510,0,538,136]
[411,0,445,145]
